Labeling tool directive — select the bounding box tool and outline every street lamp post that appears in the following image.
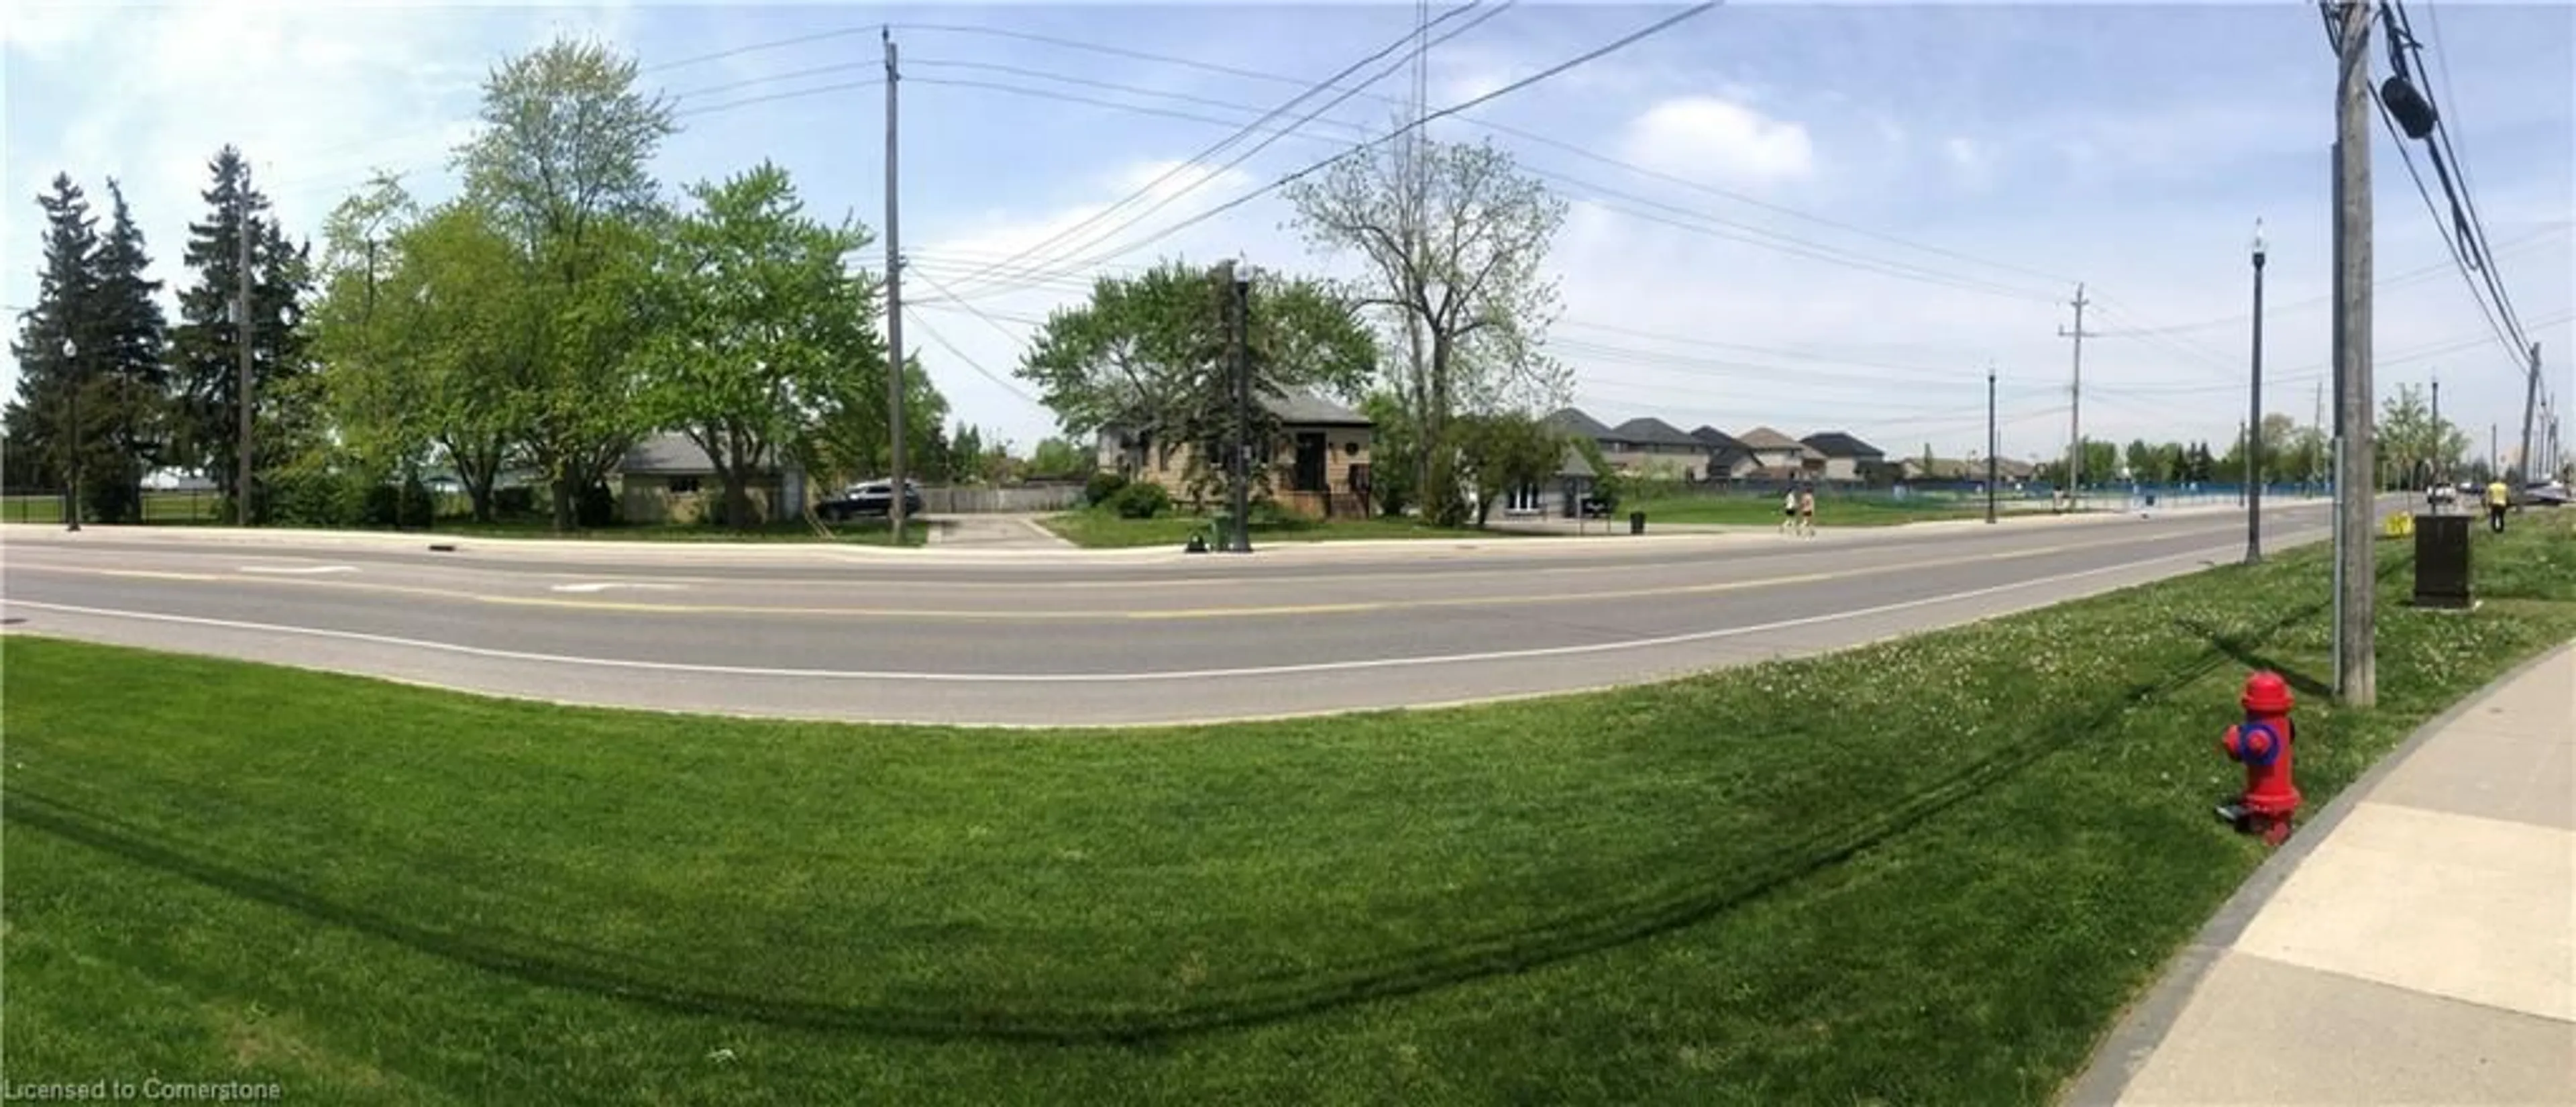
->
[2245,218,2266,564]
[62,337,80,532]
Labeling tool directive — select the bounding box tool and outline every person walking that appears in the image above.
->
[1797,485,1817,537]
[2485,476,2511,534]
[1780,486,1799,536]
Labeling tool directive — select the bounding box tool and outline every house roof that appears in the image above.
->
[1734,425,1805,451]
[1691,425,1745,451]
[617,432,716,475]
[1544,407,1615,439]
[1801,431,1885,459]
[1261,389,1373,427]
[1557,443,1597,478]
[1605,416,1703,448]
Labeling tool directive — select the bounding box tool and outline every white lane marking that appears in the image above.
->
[9,543,2239,683]
[547,582,686,594]
[240,565,359,575]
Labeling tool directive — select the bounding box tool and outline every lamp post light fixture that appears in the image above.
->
[2245,217,2267,565]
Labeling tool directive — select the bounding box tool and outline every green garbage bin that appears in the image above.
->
[1629,511,1646,535]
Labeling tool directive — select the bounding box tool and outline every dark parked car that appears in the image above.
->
[816,480,924,521]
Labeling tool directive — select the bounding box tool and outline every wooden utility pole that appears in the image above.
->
[2058,284,2092,507]
[883,28,909,542]
[2332,0,2376,706]
[235,182,255,527]
[2516,341,2541,484]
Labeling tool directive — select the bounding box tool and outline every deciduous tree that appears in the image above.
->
[456,36,676,530]
[1284,134,1570,525]
[1016,258,1375,505]
[637,162,880,527]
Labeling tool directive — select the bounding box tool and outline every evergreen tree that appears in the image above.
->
[88,178,173,522]
[169,145,315,519]
[4,173,103,520]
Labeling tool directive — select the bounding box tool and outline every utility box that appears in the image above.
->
[2412,513,2473,609]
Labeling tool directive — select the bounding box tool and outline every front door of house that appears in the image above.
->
[1294,433,1328,492]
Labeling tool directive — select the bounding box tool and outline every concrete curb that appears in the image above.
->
[2055,638,2576,1107]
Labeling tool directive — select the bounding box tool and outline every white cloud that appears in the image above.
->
[1619,97,1817,188]
[1942,136,1993,189]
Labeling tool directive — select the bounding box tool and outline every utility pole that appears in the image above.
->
[1986,365,1998,525]
[2247,218,2266,563]
[2331,0,2375,706]
[2430,370,2441,488]
[883,28,909,543]
[2517,341,2542,486]
[2057,283,2092,510]
[2491,423,2500,476]
[235,182,255,527]
[1220,259,1253,554]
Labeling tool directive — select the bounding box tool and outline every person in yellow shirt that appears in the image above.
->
[2485,477,2511,533]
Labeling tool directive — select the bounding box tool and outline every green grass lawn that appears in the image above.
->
[425,516,930,546]
[1042,507,1512,548]
[6,512,2572,1104]
[1618,492,2008,527]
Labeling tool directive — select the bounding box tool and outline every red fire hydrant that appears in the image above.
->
[2218,672,2302,845]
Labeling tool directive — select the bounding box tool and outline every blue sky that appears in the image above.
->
[5,1,2571,468]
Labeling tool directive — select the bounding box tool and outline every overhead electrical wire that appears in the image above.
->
[893,17,2078,295]
[1022,4,1726,280]
[928,0,1508,297]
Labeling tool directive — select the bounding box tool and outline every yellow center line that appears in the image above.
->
[1,533,2160,621]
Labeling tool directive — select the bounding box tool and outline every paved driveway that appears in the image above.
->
[924,513,1075,549]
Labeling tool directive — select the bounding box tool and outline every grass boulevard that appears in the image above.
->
[5,511,2570,1104]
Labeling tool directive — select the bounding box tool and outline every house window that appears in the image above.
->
[1507,482,1542,513]
[667,476,701,494]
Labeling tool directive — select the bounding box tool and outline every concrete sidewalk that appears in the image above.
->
[2065,643,2576,1106]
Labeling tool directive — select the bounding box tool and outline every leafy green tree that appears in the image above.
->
[309,175,433,517]
[169,146,315,519]
[1016,258,1375,505]
[1456,411,1562,527]
[5,174,103,518]
[1359,389,1417,516]
[456,36,676,531]
[2377,382,2467,487]
[1028,436,1087,480]
[1285,134,1570,526]
[636,162,879,528]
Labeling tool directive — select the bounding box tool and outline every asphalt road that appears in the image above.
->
[2,498,2376,726]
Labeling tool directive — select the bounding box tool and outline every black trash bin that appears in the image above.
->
[2412,512,2473,609]
[1629,511,1646,535]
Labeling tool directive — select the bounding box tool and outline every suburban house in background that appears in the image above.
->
[1799,431,1886,484]
[1097,390,1375,519]
[612,432,802,525]
[1491,443,1601,519]
[1731,427,1828,481]
[1546,408,1708,480]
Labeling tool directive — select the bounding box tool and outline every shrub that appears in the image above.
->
[577,481,619,529]
[361,475,437,529]
[1084,470,1130,507]
[264,470,369,527]
[494,486,538,517]
[1108,481,1171,520]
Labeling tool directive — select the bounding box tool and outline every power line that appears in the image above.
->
[930,1,1506,297]
[894,17,2077,294]
[1046,3,1725,275]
